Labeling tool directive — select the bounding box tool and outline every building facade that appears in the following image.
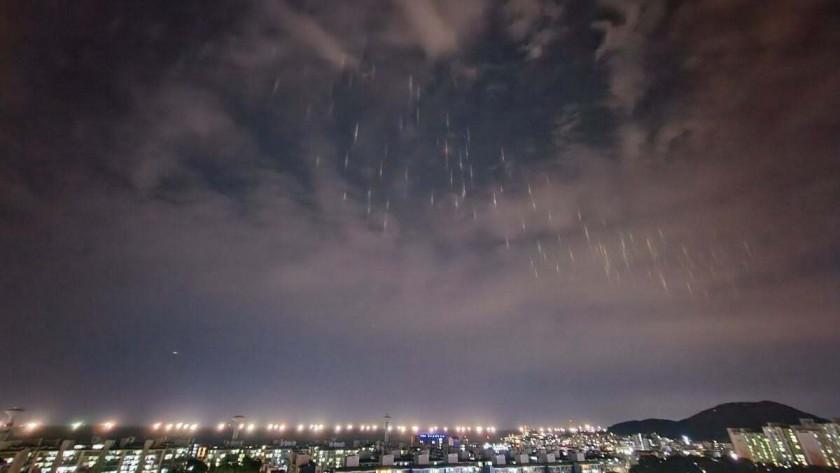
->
[727,419,840,468]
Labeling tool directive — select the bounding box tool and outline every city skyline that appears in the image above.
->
[1,413,593,434]
[2,1,839,426]
[1,401,837,432]
[5,413,840,473]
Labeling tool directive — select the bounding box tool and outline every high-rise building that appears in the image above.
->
[762,424,807,466]
[232,416,246,441]
[792,420,840,468]
[728,427,786,464]
[728,420,840,468]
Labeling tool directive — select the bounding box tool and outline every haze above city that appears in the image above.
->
[1,0,838,426]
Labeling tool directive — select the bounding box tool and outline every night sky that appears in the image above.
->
[2,0,839,427]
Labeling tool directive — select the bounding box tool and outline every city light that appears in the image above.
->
[33,417,590,436]
[0,413,807,471]
[0,415,765,454]
[24,421,41,432]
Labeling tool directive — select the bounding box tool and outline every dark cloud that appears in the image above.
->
[1,0,838,426]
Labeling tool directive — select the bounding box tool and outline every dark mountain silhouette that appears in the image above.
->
[609,401,827,441]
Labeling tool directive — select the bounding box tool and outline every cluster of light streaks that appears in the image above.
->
[293,62,758,307]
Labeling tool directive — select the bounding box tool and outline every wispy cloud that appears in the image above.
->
[266,0,359,68]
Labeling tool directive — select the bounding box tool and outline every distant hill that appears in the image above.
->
[609,401,828,441]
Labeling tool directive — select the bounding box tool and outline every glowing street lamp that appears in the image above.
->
[24,421,41,433]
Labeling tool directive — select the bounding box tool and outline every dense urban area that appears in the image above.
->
[3,410,840,473]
